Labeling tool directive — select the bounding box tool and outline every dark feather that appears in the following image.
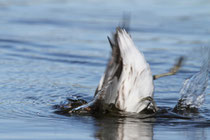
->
[94,28,123,97]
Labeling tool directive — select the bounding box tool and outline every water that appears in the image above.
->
[0,0,210,139]
[173,50,209,114]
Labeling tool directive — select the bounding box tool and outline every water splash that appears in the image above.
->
[173,48,210,114]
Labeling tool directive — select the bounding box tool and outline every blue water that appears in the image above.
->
[0,0,210,139]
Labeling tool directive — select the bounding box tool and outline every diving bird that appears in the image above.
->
[87,28,157,114]
[65,27,183,115]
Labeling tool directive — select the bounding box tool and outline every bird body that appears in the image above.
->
[94,28,156,113]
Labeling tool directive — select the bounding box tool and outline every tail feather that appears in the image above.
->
[94,27,155,113]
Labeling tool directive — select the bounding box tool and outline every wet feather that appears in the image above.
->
[94,28,156,113]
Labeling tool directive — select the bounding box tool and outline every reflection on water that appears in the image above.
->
[95,117,153,140]
[0,0,210,140]
[94,114,209,140]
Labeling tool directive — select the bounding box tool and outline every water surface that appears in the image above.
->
[0,0,210,139]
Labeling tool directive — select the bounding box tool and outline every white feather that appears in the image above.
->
[95,29,155,113]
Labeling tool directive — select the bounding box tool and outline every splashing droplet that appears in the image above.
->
[173,48,210,114]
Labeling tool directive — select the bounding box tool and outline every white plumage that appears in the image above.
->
[94,28,156,113]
